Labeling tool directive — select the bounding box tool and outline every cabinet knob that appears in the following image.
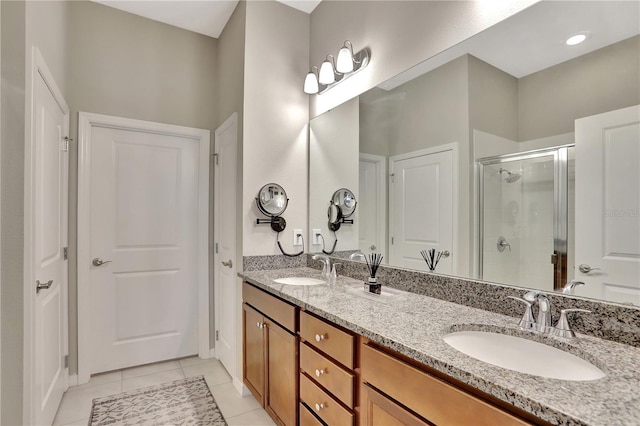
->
[315,334,325,342]
[315,369,325,377]
[256,322,265,329]
[315,403,325,411]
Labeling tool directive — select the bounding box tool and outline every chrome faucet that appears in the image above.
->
[509,291,552,333]
[349,252,366,261]
[312,254,331,277]
[530,292,553,333]
[561,280,585,295]
[511,291,592,338]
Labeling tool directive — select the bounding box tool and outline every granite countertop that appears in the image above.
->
[239,267,640,426]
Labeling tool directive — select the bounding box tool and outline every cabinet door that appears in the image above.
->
[362,384,432,426]
[243,303,265,403]
[266,319,298,426]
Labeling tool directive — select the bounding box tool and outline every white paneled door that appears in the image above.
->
[389,147,455,273]
[359,153,387,258]
[214,113,238,379]
[32,49,69,426]
[575,105,640,304]
[79,114,210,378]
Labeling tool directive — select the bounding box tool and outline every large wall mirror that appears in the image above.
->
[308,1,640,305]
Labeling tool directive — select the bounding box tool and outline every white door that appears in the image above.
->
[359,153,386,258]
[32,50,69,426]
[575,105,640,304]
[214,113,237,377]
[389,148,454,273]
[78,114,210,377]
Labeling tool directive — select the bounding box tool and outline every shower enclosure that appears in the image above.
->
[477,145,575,292]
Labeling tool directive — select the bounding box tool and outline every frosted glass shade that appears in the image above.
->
[319,60,335,85]
[304,71,319,94]
[336,47,354,73]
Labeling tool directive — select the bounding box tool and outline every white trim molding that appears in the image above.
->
[76,112,210,384]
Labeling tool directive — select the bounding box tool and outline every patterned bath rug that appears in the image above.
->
[89,375,227,425]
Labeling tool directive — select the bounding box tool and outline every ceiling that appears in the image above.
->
[379,1,640,90]
[92,0,322,39]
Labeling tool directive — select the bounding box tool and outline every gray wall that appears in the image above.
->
[309,0,537,117]
[519,35,640,141]
[468,55,519,143]
[1,3,26,422]
[65,0,218,375]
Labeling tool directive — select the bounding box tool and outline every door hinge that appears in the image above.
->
[391,237,394,245]
[64,355,69,368]
[63,247,68,260]
[390,173,395,183]
[215,243,219,254]
[215,330,219,341]
[212,153,219,165]
[62,137,72,152]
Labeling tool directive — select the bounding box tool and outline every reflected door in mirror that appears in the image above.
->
[575,105,640,304]
[389,148,454,273]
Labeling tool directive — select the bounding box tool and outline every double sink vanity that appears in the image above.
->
[239,261,640,426]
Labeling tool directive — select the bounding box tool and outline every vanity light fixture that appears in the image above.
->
[565,32,590,46]
[304,40,370,95]
[303,66,319,95]
[336,41,355,73]
[319,55,337,85]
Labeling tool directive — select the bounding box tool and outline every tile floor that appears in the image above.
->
[53,357,276,426]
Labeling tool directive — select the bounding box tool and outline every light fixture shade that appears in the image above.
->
[303,70,319,94]
[336,46,354,73]
[319,59,335,85]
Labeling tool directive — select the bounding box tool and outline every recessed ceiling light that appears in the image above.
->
[565,32,591,46]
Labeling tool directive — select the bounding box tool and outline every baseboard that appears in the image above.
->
[233,377,251,396]
[68,374,78,387]
[209,348,216,359]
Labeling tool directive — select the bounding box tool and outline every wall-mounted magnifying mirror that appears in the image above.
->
[333,188,357,218]
[256,183,288,232]
[327,203,343,231]
[327,188,357,232]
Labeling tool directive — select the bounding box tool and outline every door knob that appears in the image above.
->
[370,245,376,250]
[221,259,233,268]
[578,264,601,274]
[442,250,450,257]
[92,258,112,267]
[36,280,53,294]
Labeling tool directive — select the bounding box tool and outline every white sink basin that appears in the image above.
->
[443,331,605,381]
[273,277,325,286]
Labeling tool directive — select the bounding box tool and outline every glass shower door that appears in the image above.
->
[478,149,565,291]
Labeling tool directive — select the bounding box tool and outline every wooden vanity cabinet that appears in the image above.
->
[299,310,357,426]
[242,283,298,426]
[360,341,534,426]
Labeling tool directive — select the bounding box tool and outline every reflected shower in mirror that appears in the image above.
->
[308,1,640,305]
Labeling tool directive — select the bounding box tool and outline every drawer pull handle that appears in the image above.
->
[315,369,325,377]
[315,334,326,342]
[315,403,325,411]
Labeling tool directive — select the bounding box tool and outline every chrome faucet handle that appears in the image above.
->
[553,309,591,339]
[507,296,536,331]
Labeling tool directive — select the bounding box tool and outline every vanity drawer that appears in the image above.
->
[299,403,325,426]
[300,373,353,426]
[300,342,355,408]
[361,343,530,426]
[243,282,296,332]
[300,311,354,368]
